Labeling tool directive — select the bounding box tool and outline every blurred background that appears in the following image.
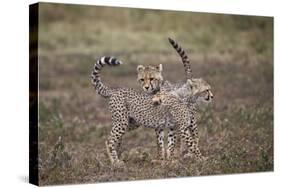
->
[37,3,273,185]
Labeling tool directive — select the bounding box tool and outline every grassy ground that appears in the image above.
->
[36,3,273,186]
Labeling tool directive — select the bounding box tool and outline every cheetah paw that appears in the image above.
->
[183,153,208,162]
[151,159,164,165]
[198,156,208,161]
[113,160,126,168]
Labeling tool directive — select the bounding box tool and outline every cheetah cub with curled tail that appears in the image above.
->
[91,56,212,167]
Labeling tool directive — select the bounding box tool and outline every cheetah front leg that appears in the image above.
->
[186,126,204,160]
[180,126,203,161]
[116,137,123,158]
[166,128,176,160]
[186,113,204,161]
[154,128,165,161]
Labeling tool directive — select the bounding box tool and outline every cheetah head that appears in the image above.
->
[137,64,164,94]
[187,78,214,106]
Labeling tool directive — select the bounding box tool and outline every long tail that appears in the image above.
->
[91,56,123,98]
[168,37,193,79]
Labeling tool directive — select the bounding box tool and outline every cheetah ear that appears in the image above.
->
[187,79,193,89]
[137,65,145,72]
[187,79,193,85]
[156,64,163,72]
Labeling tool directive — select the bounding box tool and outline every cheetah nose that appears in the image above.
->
[210,95,214,99]
[144,86,149,90]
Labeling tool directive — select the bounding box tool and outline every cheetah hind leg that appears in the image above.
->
[105,139,125,168]
[116,137,123,158]
[115,118,140,158]
[105,121,128,167]
[181,127,204,161]
[183,139,206,161]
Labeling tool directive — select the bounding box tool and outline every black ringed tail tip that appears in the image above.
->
[168,37,179,48]
[92,55,124,98]
[100,56,123,65]
[168,37,174,44]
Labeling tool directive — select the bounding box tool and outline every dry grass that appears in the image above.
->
[36,3,273,186]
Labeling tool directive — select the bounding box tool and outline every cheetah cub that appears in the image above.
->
[152,91,204,160]
[152,79,213,160]
[137,38,213,161]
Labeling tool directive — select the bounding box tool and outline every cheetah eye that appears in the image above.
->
[150,78,154,81]
[140,78,144,82]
